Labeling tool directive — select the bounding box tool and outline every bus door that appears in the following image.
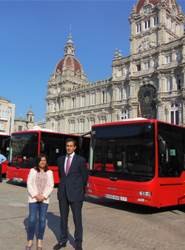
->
[158,122,185,207]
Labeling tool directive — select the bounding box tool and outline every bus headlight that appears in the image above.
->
[87,183,91,187]
[139,191,152,196]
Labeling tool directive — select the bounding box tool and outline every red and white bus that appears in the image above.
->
[6,130,89,184]
[0,133,10,175]
[86,119,185,208]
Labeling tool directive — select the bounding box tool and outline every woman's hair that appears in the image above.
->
[35,154,49,172]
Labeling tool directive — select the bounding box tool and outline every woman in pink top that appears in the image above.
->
[26,154,54,250]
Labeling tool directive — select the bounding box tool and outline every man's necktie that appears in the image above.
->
[66,155,71,175]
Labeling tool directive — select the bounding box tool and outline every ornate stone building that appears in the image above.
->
[46,0,185,134]
[14,107,34,132]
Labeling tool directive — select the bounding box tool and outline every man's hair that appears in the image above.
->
[65,137,77,146]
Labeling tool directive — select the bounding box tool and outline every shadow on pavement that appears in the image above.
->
[24,212,76,249]
[47,212,76,249]
[85,194,185,215]
[6,179,27,187]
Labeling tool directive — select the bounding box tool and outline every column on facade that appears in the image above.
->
[56,98,59,111]
[165,105,169,123]
[100,88,103,104]
[111,85,117,103]
[97,88,101,105]
[182,43,185,63]
[129,61,134,76]
[171,49,176,62]
[111,108,117,123]
[141,20,144,34]
[150,16,153,28]
[53,98,56,112]
[76,93,79,108]
[179,17,184,37]
[149,56,153,70]
[85,91,89,106]
[140,59,143,72]
[133,103,138,118]
[182,68,185,89]
[158,52,164,67]
[178,104,182,125]
[46,101,50,113]
[129,81,134,99]
[159,104,165,122]
[131,19,136,36]
[71,95,74,109]
[50,99,53,112]
[171,72,176,90]
[183,102,185,126]
[157,74,164,92]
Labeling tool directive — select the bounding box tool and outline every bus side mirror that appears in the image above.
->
[2,140,5,149]
[79,131,91,149]
[2,138,10,149]
[158,135,166,154]
[79,137,83,150]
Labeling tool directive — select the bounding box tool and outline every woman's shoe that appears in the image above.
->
[37,247,42,250]
[26,246,32,250]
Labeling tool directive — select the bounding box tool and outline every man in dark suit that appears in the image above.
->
[53,138,89,250]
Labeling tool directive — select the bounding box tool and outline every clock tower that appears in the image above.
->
[129,0,185,55]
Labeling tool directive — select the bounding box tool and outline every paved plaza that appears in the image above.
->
[1,178,185,250]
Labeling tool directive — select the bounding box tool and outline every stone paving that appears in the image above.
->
[1,178,185,250]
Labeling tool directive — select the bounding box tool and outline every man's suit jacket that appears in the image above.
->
[57,154,89,202]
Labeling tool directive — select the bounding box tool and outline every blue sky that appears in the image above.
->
[1,0,185,122]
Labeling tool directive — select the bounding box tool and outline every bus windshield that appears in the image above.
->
[8,131,90,169]
[90,122,155,181]
[9,132,39,168]
[0,135,10,159]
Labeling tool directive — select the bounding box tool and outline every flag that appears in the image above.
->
[138,102,142,117]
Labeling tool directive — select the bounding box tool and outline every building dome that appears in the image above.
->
[55,56,83,78]
[54,32,84,79]
[136,0,179,14]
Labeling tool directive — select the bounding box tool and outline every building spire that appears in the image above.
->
[64,26,76,56]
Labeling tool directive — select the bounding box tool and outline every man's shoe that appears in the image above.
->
[53,242,67,249]
[76,248,83,250]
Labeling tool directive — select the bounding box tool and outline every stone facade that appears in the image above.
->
[45,0,185,135]
[14,107,34,132]
[0,96,15,135]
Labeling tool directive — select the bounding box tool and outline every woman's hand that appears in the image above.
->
[34,194,45,202]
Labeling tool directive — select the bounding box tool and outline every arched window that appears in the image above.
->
[80,120,85,133]
[89,119,95,130]
[170,104,179,125]
[70,121,75,133]
[119,88,123,100]
[125,85,130,99]
[101,90,107,103]
[101,117,106,124]
[176,75,182,90]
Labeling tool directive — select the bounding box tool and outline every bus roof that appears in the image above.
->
[11,129,82,137]
[92,118,155,128]
[28,125,53,132]
[0,133,10,136]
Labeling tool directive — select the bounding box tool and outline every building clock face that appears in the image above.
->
[144,6,151,15]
